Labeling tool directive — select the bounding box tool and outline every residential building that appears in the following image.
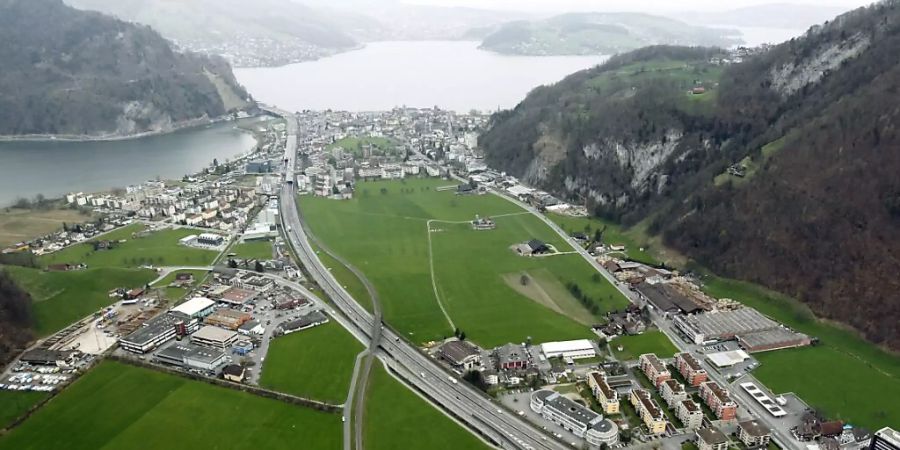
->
[630,389,667,435]
[639,353,671,388]
[660,379,688,408]
[439,340,482,371]
[675,352,708,387]
[222,364,246,383]
[495,343,529,370]
[540,339,597,360]
[699,381,738,420]
[587,371,620,415]
[677,399,704,431]
[191,325,239,350]
[870,427,900,450]
[530,390,618,446]
[698,427,729,450]
[738,420,773,448]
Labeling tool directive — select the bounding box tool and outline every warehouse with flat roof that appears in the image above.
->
[674,308,779,345]
[119,314,180,353]
[171,297,216,320]
[156,343,227,371]
[191,325,239,350]
[540,339,597,360]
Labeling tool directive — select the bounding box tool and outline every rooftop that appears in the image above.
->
[698,427,729,445]
[541,339,594,354]
[636,282,703,314]
[171,297,215,317]
[192,325,238,343]
[676,352,704,372]
[121,314,180,346]
[440,340,479,365]
[589,372,617,400]
[739,420,772,437]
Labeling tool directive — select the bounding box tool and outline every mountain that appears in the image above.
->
[478,13,741,56]
[674,3,852,30]
[480,1,900,350]
[0,0,252,138]
[65,0,374,67]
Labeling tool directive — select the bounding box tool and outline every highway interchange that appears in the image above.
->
[270,106,803,450]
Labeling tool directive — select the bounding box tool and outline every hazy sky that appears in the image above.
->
[404,0,872,13]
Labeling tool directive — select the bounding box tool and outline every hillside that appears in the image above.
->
[64,0,374,68]
[480,1,900,350]
[479,13,740,56]
[0,271,34,366]
[0,0,252,137]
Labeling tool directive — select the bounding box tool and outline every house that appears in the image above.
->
[222,364,246,383]
[738,420,772,448]
[698,427,729,450]
[439,340,481,371]
[495,343,529,370]
[516,239,549,256]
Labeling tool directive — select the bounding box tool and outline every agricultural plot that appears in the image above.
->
[4,266,156,336]
[301,178,628,348]
[0,207,91,247]
[364,365,491,450]
[0,361,342,450]
[0,391,46,429]
[40,224,218,269]
[610,330,678,362]
[260,322,364,404]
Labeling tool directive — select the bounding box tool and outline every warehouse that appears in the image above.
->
[279,311,328,335]
[217,287,257,306]
[191,325,239,350]
[156,343,227,371]
[205,309,252,330]
[673,308,779,345]
[197,233,225,246]
[737,328,811,353]
[119,314,182,353]
[540,339,597,360]
[171,297,217,320]
[636,282,704,315]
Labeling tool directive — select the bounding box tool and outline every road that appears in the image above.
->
[480,184,803,450]
[273,108,567,450]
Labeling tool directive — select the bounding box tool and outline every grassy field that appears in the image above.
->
[364,365,491,450]
[610,330,678,362]
[0,207,91,247]
[703,276,900,429]
[231,240,273,260]
[40,224,218,269]
[301,178,628,347]
[151,269,209,303]
[4,266,156,336]
[0,361,342,450]
[548,213,660,266]
[260,322,364,404]
[0,391,46,429]
[312,243,373,313]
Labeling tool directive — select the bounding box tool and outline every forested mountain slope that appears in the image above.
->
[481,1,900,350]
[0,0,252,137]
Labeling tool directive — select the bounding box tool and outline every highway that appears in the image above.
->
[272,108,569,450]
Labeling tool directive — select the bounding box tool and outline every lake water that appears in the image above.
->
[0,122,256,206]
[235,41,609,112]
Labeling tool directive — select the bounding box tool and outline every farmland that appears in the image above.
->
[260,322,364,404]
[0,361,342,450]
[300,178,628,347]
[231,240,273,260]
[0,391,46,429]
[4,265,156,336]
[364,365,491,450]
[610,330,678,362]
[40,223,218,269]
[0,207,91,247]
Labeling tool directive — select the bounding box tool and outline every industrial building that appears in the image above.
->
[171,297,217,320]
[191,325,239,350]
[736,328,811,353]
[217,287,257,306]
[230,273,274,292]
[540,339,596,360]
[673,308,779,345]
[636,282,704,314]
[677,399,704,431]
[698,427,729,450]
[738,420,773,448]
[674,352,708,387]
[870,427,900,450]
[119,314,181,353]
[639,353,671,388]
[156,343,227,371]
[629,389,667,435]
[205,309,252,330]
[699,381,738,421]
[439,340,482,371]
[530,390,618,447]
[279,311,328,335]
[587,371,620,415]
[197,233,225,246]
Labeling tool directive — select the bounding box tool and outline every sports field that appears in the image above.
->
[364,365,491,450]
[610,330,678,362]
[260,322,364,404]
[300,178,629,347]
[0,361,342,450]
[704,276,900,429]
[40,224,218,269]
[4,266,156,336]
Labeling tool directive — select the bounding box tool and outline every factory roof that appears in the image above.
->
[171,297,215,317]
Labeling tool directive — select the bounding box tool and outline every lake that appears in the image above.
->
[0,122,256,207]
[235,41,608,112]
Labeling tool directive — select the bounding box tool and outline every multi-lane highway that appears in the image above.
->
[272,108,569,450]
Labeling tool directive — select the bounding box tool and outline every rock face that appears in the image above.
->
[0,0,253,137]
[481,1,900,350]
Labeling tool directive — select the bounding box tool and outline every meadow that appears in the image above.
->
[0,361,342,450]
[548,213,660,266]
[231,240,273,260]
[0,207,91,247]
[150,269,210,304]
[0,391,46,429]
[364,365,491,450]
[40,223,218,269]
[4,265,156,336]
[300,178,628,347]
[260,322,364,404]
[609,330,678,362]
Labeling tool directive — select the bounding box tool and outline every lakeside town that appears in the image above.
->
[1,107,897,450]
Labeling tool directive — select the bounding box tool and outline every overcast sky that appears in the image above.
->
[404,0,872,13]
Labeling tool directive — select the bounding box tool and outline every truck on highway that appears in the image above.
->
[448,376,458,384]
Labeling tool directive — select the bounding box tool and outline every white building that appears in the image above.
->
[540,339,597,360]
[171,297,216,320]
[530,390,618,447]
[191,325,239,350]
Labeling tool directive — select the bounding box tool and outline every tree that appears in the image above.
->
[459,331,466,341]
[254,261,264,273]
[520,274,529,286]
[379,188,388,195]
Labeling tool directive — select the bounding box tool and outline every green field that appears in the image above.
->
[312,244,373,313]
[301,178,628,347]
[0,391,46,429]
[151,269,209,303]
[232,240,273,260]
[0,361,341,450]
[548,213,660,266]
[4,266,156,336]
[364,365,491,450]
[704,276,900,429]
[40,224,218,269]
[610,330,678,362]
[260,322,364,404]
